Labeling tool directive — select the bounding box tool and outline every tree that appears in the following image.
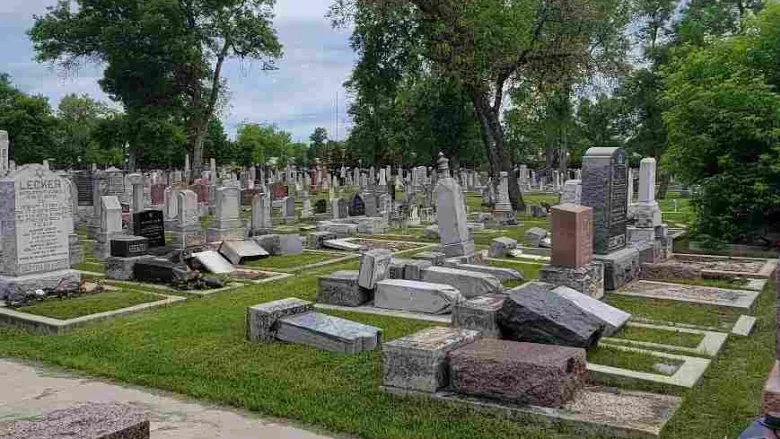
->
[56,94,116,167]
[332,0,630,210]
[662,3,780,245]
[0,73,59,165]
[236,123,293,167]
[203,119,235,165]
[309,127,329,163]
[30,0,282,174]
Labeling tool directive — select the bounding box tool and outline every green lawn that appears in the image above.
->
[17,290,162,320]
[588,345,683,376]
[74,261,105,274]
[486,259,543,281]
[0,249,775,438]
[604,294,744,330]
[240,252,346,271]
[610,325,704,348]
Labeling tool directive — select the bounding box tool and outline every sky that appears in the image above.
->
[0,0,356,143]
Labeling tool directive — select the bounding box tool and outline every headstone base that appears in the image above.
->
[106,255,155,281]
[206,226,245,243]
[317,271,370,307]
[94,232,121,262]
[594,247,641,291]
[170,225,205,249]
[634,202,662,228]
[538,261,605,299]
[249,227,274,237]
[0,269,81,300]
[438,240,475,258]
[452,294,506,338]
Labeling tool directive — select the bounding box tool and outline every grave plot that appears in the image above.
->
[323,237,437,255]
[239,250,357,273]
[602,322,728,357]
[641,253,777,283]
[611,280,759,314]
[0,283,185,334]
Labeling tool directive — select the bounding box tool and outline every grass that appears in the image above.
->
[610,325,704,348]
[17,290,162,320]
[587,345,683,376]
[665,277,750,290]
[0,229,776,438]
[240,252,344,271]
[74,261,105,274]
[604,294,744,330]
[674,237,780,259]
[486,259,543,281]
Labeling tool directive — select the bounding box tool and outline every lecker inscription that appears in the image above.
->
[13,170,70,275]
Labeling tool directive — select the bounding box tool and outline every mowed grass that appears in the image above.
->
[587,345,683,376]
[17,290,162,320]
[486,259,543,281]
[0,249,775,439]
[240,252,345,271]
[604,294,745,330]
[74,261,105,274]
[610,325,704,348]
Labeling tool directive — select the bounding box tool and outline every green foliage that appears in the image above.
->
[662,4,780,244]
[0,73,59,165]
[236,123,294,167]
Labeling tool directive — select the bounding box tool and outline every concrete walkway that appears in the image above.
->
[0,358,335,438]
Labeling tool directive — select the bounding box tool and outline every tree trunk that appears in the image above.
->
[191,41,229,180]
[657,171,671,200]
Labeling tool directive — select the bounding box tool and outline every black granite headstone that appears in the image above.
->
[349,194,365,216]
[582,147,629,254]
[75,172,94,206]
[133,259,190,284]
[314,199,327,214]
[133,210,166,247]
[110,235,150,258]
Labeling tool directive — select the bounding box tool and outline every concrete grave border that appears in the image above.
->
[0,290,186,335]
[671,253,778,279]
[228,269,294,285]
[611,280,759,313]
[603,322,728,357]
[314,303,452,324]
[102,279,243,297]
[588,343,710,391]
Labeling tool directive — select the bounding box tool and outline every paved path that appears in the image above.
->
[0,358,336,438]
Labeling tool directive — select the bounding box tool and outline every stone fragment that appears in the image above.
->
[308,231,337,249]
[452,293,506,338]
[525,227,548,247]
[421,266,502,299]
[317,270,370,307]
[383,327,480,392]
[404,260,432,281]
[253,234,281,255]
[105,255,154,281]
[539,261,605,299]
[358,249,393,289]
[497,282,605,348]
[191,250,235,274]
[279,234,303,255]
[374,279,464,315]
[246,298,314,342]
[219,239,270,265]
[447,263,523,282]
[488,237,517,258]
[276,311,381,354]
[0,403,149,439]
[411,251,447,266]
[594,246,640,291]
[551,286,630,336]
[133,258,192,285]
[323,238,363,251]
[448,339,587,408]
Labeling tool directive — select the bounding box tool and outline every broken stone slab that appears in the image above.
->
[448,339,587,408]
[105,255,155,281]
[452,293,507,338]
[276,311,381,354]
[411,251,447,266]
[388,258,411,279]
[383,327,481,393]
[444,263,523,282]
[421,266,503,299]
[551,286,630,336]
[0,403,149,439]
[191,250,235,274]
[246,298,314,343]
[323,238,363,251]
[594,246,640,291]
[308,231,337,249]
[404,260,433,281]
[253,234,281,255]
[539,261,605,299]
[498,282,605,348]
[317,270,370,307]
[219,239,270,265]
[279,234,303,255]
[374,279,464,315]
[488,237,517,258]
[525,227,548,247]
[358,249,393,289]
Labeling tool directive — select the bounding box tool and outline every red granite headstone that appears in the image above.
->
[551,204,594,267]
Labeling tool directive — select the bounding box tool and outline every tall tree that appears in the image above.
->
[29,0,282,174]
[332,0,630,210]
[0,73,59,165]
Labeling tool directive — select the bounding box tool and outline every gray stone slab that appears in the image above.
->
[525,227,548,247]
[404,260,433,281]
[314,303,451,324]
[539,261,605,299]
[317,270,369,307]
[279,234,303,255]
[374,279,464,315]
[246,298,313,343]
[323,238,363,251]
[595,246,640,291]
[498,282,605,348]
[421,266,502,299]
[358,249,392,289]
[252,234,281,255]
[447,263,523,282]
[452,293,507,338]
[732,315,756,336]
[613,280,760,313]
[192,250,235,274]
[0,403,149,439]
[219,239,270,265]
[488,237,517,258]
[276,311,381,354]
[411,251,447,266]
[551,285,630,336]
[105,255,155,281]
[383,327,480,392]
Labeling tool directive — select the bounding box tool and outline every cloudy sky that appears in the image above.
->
[0,0,356,142]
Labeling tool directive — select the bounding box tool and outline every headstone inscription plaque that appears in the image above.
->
[581,147,629,255]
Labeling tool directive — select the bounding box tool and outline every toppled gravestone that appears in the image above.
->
[448,338,587,408]
[374,279,464,315]
[488,237,517,258]
[0,403,149,439]
[317,270,370,307]
[524,227,548,247]
[421,266,503,299]
[497,282,605,348]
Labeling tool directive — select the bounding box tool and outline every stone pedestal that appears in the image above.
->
[539,261,605,299]
[0,269,80,299]
[170,225,205,249]
[452,294,506,338]
[634,202,662,228]
[207,219,245,242]
[106,255,155,281]
[317,271,370,307]
[594,247,641,291]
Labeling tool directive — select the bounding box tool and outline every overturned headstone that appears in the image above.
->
[246,298,381,354]
[374,279,464,315]
[448,339,587,408]
[191,250,235,274]
[488,237,517,258]
[551,286,630,336]
[317,270,370,307]
[358,249,392,289]
[219,239,270,265]
[452,293,506,338]
[421,266,502,299]
[497,282,605,348]
[444,263,523,282]
[525,227,548,247]
[0,403,149,439]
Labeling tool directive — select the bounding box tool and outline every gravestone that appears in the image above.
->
[192,250,235,274]
[132,210,166,247]
[434,153,474,257]
[349,194,365,216]
[150,183,166,206]
[582,147,629,254]
[74,171,94,206]
[560,179,582,205]
[317,270,369,307]
[94,195,123,261]
[358,249,392,290]
[374,279,464,315]
[270,183,288,200]
[110,235,149,258]
[493,171,514,224]
[314,199,327,214]
[170,190,204,248]
[281,196,296,220]
[250,192,272,236]
[0,164,80,298]
[207,186,245,242]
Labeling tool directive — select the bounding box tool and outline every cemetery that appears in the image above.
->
[0,1,779,437]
